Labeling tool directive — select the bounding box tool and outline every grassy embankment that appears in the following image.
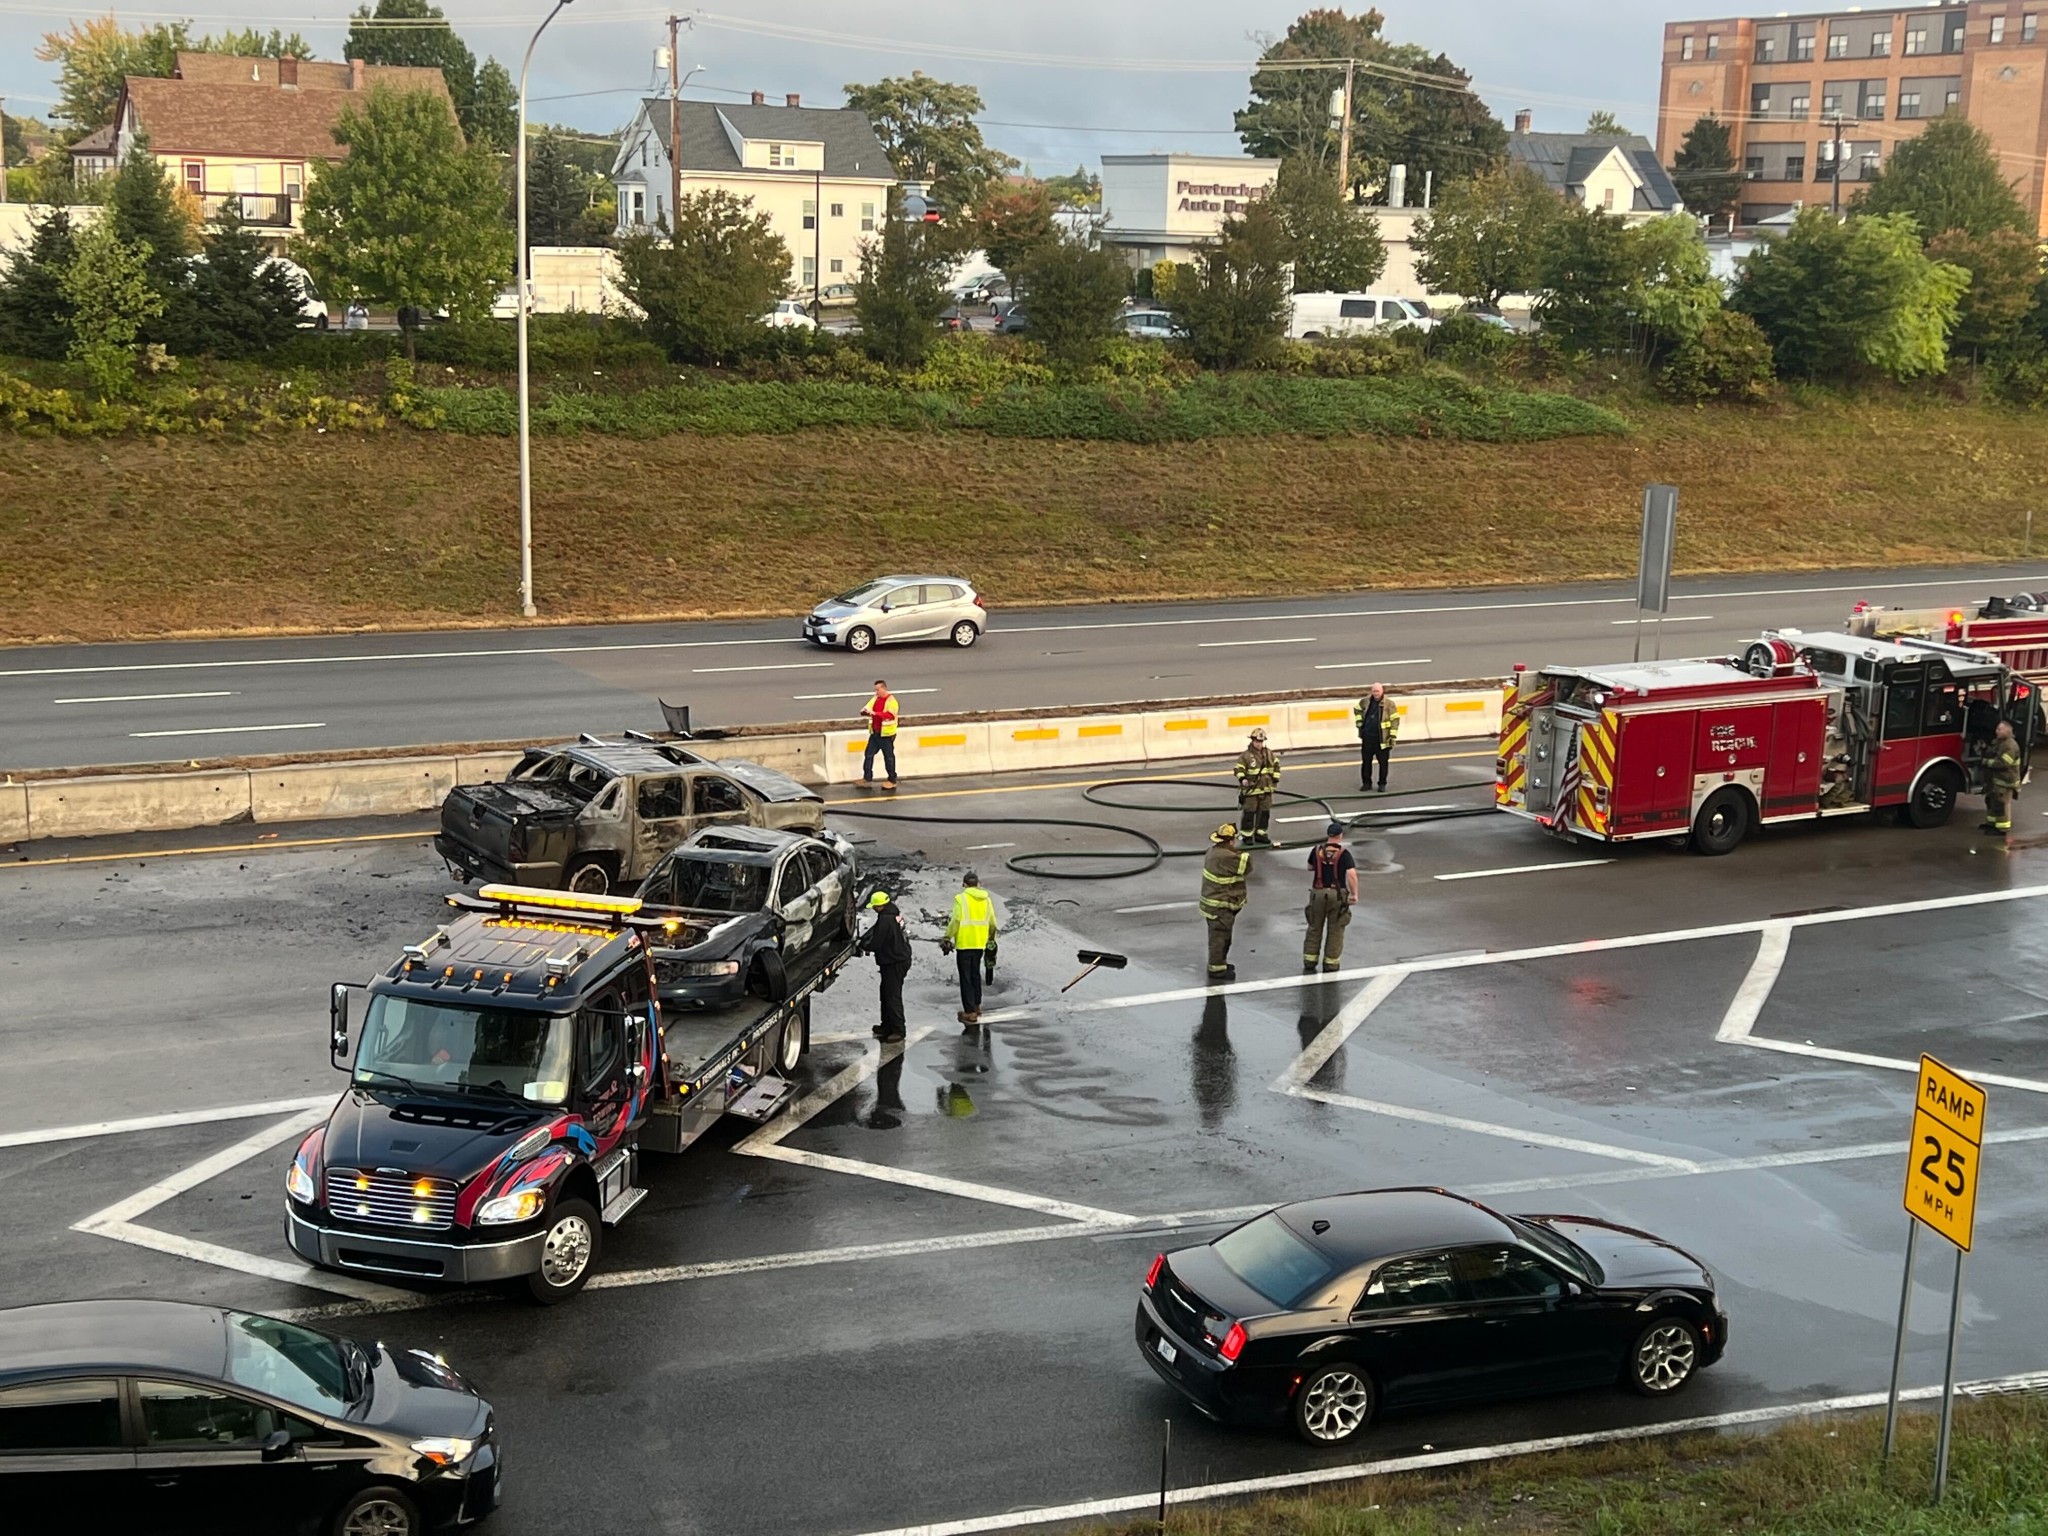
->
[1107,1396,2048,1535]
[1,391,2041,643]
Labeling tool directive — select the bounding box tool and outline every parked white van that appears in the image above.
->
[1288,291,1435,340]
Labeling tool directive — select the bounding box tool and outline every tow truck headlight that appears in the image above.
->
[286,1129,322,1205]
[410,1436,476,1467]
[670,959,741,977]
[476,1188,546,1225]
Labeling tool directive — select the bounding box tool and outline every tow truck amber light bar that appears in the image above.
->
[476,884,644,918]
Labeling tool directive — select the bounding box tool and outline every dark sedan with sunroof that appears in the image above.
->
[1136,1187,1727,1445]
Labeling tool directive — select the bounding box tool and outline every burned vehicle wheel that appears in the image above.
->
[749,949,789,1003]
[564,857,611,896]
[846,625,876,653]
[525,1198,600,1304]
[1904,764,1962,829]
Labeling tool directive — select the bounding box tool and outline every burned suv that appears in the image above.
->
[436,738,824,895]
[639,826,858,1008]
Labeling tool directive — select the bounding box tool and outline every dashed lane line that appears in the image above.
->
[1434,858,1613,882]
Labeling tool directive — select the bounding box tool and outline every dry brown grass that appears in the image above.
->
[3,395,2042,643]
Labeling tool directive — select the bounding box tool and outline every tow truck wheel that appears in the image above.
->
[846,625,875,653]
[332,1484,422,1536]
[564,857,611,896]
[777,1011,805,1075]
[525,1198,600,1304]
[1905,764,1962,829]
[1690,788,1750,856]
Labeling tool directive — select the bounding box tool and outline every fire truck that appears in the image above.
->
[1848,591,2048,709]
[1495,629,2035,855]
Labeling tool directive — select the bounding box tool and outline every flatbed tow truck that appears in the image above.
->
[286,882,857,1303]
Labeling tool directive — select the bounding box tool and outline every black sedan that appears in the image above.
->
[0,1299,499,1533]
[1136,1187,1726,1445]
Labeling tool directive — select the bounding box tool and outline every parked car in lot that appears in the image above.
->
[996,305,1030,335]
[939,305,977,332]
[1288,291,1436,339]
[816,282,858,307]
[637,825,859,1009]
[0,1298,499,1534]
[1137,1187,1726,1445]
[1120,308,1180,340]
[435,739,825,895]
[761,298,818,330]
[804,576,988,651]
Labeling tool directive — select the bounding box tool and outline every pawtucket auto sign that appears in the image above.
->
[1175,178,1270,215]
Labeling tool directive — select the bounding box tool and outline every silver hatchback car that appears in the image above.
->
[803,576,987,652]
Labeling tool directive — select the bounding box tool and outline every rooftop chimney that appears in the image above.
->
[786,92,801,107]
[1514,108,1532,134]
[279,56,299,88]
[751,90,766,106]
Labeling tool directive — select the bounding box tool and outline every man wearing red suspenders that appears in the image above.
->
[1302,821,1358,972]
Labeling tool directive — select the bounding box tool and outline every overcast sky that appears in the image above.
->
[3,1,1688,166]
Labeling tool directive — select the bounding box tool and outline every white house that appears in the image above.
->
[1506,119,1685,224]
[612,93,895,295]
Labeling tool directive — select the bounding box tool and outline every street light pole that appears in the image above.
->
[516,0,572,620]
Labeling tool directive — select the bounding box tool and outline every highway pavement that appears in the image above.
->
[5,749,2046,1533]
[5,562,2046,771]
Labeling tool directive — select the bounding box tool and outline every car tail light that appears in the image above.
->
[1218,1322,1247,1362]
[973,595,985,609]
[1144,1253,1164,1290]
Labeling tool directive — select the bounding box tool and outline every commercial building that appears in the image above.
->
[1657,2,2048,230]
[1097,152,1281,266]
[611,94,894,295]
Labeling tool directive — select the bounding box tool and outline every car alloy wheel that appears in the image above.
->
[1630,1319,1699,1395]
[1294,1363,1373,1445]
[337,1489,420,1536]
[847,626,875,653]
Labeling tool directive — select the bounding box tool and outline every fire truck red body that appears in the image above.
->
[1849,591,2048,698]
[1496,628,2034,855]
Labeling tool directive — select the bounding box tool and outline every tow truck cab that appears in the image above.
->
[286,884,824,1304]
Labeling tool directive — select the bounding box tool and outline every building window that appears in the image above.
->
[802,198,816,231]
[1601,186,1615,208]
[1992,16,2008,44]
[1795,34,1815,61]
[1757,36,1778,62]
[284,163,304,201]
[1785,152,1806,180]
[801,255,816,286]
[829,201,843,217]
[860,201,875,232]
[1905,26,1926,55]
[829,258,843,274]
[182,160,203,195]
[639,141,647,167]
[1865,87,1886,118]
[1822,92,1841,114]
[1681,35,1695,60]
[768,142,790,167]
[1790,94,1810,118]
[1706,32,1719,58]
[1871,29,1891,56]
[1827,31,1848,59]
[2027,16,2039,44]
[623,187,645,226]
[1899,90,1922,117]
[1946,88,1961,109]
[1745,153,1765,180]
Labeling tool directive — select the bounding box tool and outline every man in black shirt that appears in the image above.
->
[1302,822,1358,972]
[856,890,913,1042]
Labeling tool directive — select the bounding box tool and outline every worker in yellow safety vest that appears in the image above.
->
[861,679,900,790]
[941,870,999,1027]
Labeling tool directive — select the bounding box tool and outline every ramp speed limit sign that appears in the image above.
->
[1903,1055,1987,1252]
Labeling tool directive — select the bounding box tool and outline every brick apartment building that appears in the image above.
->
[1657,1,2048,230]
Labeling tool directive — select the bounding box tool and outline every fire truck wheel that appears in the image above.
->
[564,857,612,896]
[1904,764,1963,829]
[1690,788,1751,856]
[525,1199,600,1304]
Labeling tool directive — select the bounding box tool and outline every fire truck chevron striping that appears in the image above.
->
[1496,629,2037,856]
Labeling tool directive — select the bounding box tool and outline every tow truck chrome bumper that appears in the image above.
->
[288,1206,545,1283]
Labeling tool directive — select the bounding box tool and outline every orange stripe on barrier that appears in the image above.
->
[918,733,968,748]
[1163,719,1209,732]
[1445,700,1486,713]
[1226,713,1271,728]
[1011,728,1059,742]
[1077,725,1124,738]
[1307,709,1350,723]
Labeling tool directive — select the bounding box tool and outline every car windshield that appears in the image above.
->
[506,753,609,804]
[1508,1215,1601,1284]
[224,1313,351,1415]
[354,995,573,1104]
[1212,1213,1340,1307]
[660,855,770,913]
[832,580,893,605]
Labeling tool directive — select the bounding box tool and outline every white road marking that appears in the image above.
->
[52,690,236,704]
[1278,804,1467,822]
[1610,614,1716,624]
[692,662,834,674]
[0,635,803,678]
[1297,1087,1704,1168]
[1273,971,1408,1093]
[1114,901,1193,914]
[965,842,1016,851]
[74,1108,326,1230]
[794,688,940,700]
[589,1220,1129,1291]
[840,1372,2048,1536]
[1434,858,1613,881]
[0,1095,332,1150]
[1194,636,1318,648]
[1716,922,1792,1043]
[128,722,325,739]
[1311,658,1433,670]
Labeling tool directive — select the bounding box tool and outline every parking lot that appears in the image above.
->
[5,743,2047,1534]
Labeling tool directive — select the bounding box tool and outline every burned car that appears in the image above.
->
[436,738,825,895]
[639,826,859,1008]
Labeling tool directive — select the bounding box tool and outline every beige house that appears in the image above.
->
[1506,118,1686,223]
[612,94,895,296]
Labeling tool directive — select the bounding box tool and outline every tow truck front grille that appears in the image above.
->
[326,1168,458,1231]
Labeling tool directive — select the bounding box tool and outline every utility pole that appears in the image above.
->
[1335,59,1356,202]
[0,95,9,204]
[1827,111,1846,217]
[516,0,574,619]
[813,165,823,314]
[667,15,682,235]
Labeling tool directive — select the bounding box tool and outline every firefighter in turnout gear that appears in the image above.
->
[1199,823,1252,981]
[1983,719,2024,839]
[1354,684,1398,792]
[1302,821,1359,972]
[1234,730,1282,846]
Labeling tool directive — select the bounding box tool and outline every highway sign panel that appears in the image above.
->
[1903,1055,1987,1252]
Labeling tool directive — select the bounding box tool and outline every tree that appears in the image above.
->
[205,28,316,59]
[103,144,199,348]
[345,0,480,138]
[1412,164,1563,307]
[1584,110,1632,137]
[851,212,951,368]
[1855,115,2030,240]
[187,202,306,357]
[1533,206,1637,356]
[1269,158,1386,292]
[37,19,311,138]
[1926,227,2042,359]
[299,87,511,359]
[843,73,1017,223]
[1733,207,1969,379]
[0,208,80,360]
[1671,115,1740,222]
[1042,165,1101,208]
[1235,8,1505,201]
[525,134,588,249]
[60,219,164,398]
[614,189,790,365]
[468,58,518,154]
[1015,234,1129,375]
[974,184,1058,292]
[2,109,34,168]
[1173,199,1295,370]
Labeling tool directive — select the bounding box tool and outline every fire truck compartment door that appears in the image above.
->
[1611,711,1691,832]
[1693,705,1773,775]
[1762,695,1826,816]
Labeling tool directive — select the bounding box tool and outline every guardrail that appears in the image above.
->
[3,684,1506,845]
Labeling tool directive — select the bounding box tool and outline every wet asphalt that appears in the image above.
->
[4,743,2047,1534]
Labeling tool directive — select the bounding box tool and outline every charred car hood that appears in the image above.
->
[1528,1215,1715,1291]
[717,759,821,805]
[326,1087,541,1183]
[445,781,585,822]
[647,909,772,959]
[349,1342,490,1438]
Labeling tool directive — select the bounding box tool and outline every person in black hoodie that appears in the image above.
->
[856,890,914,1042]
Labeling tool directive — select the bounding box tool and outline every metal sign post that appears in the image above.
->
[1881,1054,1987,1503]
[1634,484,1677,663]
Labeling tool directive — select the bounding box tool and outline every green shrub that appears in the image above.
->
[1658,309,1776,402]
[904,335,1051,393]
[1986,345,2048,409]
[1426,312,1519,367]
